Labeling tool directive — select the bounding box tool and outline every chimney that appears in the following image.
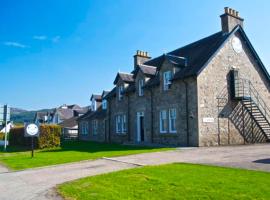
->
[220,7,244,33]
[134,50,151,69]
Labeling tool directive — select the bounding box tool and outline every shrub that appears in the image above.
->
[9,125,61,149]
[0,132,5,140]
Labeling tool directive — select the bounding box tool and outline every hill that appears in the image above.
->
[10,108,52,124]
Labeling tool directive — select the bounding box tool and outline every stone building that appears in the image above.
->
[78,8,270,146]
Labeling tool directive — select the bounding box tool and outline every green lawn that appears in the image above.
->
[0,141,173,170]
[58,163,270,200]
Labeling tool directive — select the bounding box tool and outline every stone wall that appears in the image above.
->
[197,31,270,146]
[108,80,129,143]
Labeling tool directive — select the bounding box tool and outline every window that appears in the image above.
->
[116,115,122,133]
[160,110,167,133]
[118,85,124,101]
[81,122,88,135]
[91,100,96,111]
[163,71,172,91]
[92,120,98,135]
[102,99,107,110]
[115,114,127,134]
[122,115,127,133]
[138,79,144,96]
[169,108,177,133]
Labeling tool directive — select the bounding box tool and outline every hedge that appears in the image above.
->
[9,124,61,149]
[0,132,4,140]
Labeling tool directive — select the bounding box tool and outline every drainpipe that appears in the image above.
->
[127,94,131,141]
[108,98,111,143]
[184,80,190,147]
[150,88,154,143]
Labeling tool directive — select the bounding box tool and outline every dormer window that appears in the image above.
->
[138,79,144,96]
[91,99,97,111]
[163,71,172,91]
[102,99,107,110]
[118,85,124,101]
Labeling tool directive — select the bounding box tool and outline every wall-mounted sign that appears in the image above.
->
[203,117,215,123]
[24,123,40,137]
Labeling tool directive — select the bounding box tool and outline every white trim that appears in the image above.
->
[118,86,124,101]
[138,79,144,96]
[159,110,167,133]
[136,112,144,142]
[163,71,172,91]
[92,120,98,135]
[169,108,177,133]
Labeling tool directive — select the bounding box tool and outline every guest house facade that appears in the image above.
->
[78,8,270,146]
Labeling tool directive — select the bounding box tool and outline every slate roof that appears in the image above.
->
[104,87,117,100]
[90,107,107,119]
[101,90,110,98]
[91,94,102,101]
[144,75,160,88]
[113,72,134,84]
[145,30,230,80]
[133,64,157,78]
[77,109,93,121]
[124,83,136,94]
[56,108,75,121]
[35,112,50,122]
[67,104,81,110]
[59,117,78,128]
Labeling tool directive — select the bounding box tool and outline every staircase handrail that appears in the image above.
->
[239,78,270,123]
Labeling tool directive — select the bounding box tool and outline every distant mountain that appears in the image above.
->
[10,105,89,124]
[10,108,53,124]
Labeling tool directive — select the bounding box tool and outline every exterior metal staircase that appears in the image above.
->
[231,72,270,141]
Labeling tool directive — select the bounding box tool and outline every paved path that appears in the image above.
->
[0,164,9,173]
[0,144,270,200]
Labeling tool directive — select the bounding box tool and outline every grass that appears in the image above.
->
[0,141,173,170]
[58,163,270,200]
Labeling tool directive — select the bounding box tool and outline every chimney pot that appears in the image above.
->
[133,50,151,69]
[221,7,244,33]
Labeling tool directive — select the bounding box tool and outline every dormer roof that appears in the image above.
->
[113,72,134,85]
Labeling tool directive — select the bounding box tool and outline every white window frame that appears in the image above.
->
[122,115,127,133]
[160,110,167,133]
[118,86,124,101]
[102,99,107,110]
[81,122,88,135]
[116,115,122,133]
[163,71,172,91]
[115,114,127,134]
[169,108,177,133]
[138,79,144,96]
[91,99,97,111]
[92,120,98,135]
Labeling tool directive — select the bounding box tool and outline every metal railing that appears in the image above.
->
[235,78,270,124]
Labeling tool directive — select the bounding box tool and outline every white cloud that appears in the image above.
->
[3,41,28,48]
[52,36,60,43]
[33,35,47,40]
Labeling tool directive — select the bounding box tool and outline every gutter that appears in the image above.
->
[184,80,190,146]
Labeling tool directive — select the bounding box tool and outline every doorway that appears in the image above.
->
[136,112,145,142]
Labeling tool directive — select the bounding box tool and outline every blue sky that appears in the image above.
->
[1,0,269,110]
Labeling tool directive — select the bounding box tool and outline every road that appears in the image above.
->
[0,144,270,200]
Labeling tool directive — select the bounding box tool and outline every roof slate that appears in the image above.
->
[145,31,230,80]
[113,72,134,84]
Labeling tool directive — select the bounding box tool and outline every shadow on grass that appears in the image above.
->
[0,145,31,153]
[253,158,270,164]
[41,141,168,154]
